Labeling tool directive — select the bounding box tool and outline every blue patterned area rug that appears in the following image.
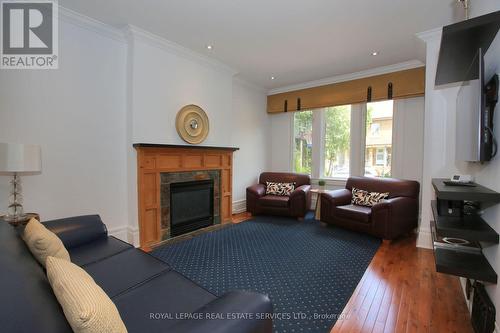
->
[152,213,380,332]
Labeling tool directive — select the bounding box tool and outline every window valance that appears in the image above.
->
[267,67,425,113]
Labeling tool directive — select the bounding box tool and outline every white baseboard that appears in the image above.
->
[416,229,433,249]
[127,227,140,247]
[108,224,139,247]
[111,200,247,249]
[232,199,246,214]
[108,225,128,242]
[460,277,472,311]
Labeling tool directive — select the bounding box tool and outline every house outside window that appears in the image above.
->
[365,100,393,177]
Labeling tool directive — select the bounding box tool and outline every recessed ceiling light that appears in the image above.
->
[271,76,276,80]
[207,45,213,50]
[371,51,378,56]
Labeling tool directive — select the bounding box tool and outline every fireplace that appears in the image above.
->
[134,144,238,249]
[160,170,221,240]
[170,179,214,237]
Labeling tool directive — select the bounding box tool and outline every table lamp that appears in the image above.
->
[0,143,41,223]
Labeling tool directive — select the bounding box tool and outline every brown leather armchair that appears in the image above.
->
[320,176,419,240]
[246,172,311,218]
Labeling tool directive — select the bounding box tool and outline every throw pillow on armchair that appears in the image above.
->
[265,182,296,196]
[351,187,389,207]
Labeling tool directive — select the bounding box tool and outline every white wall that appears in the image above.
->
[0,11,270,244]
[418,1,500,324]
[469,0,500,17]
[417,4,500,246]
[474,29,500,330]
[231,79,271,210]
[0,18,129,238]
[124,27,235,240]
[392,97,425,185]
[417,28,462,248]
[466,1,500,325]
[270,112,293,172]
[128,29,235,146]
[124,27,269,232]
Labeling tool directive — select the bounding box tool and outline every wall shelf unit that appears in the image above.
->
[431,201,499,243]
[432,178,500,202]
[430,178,500,284]
[432,245,497,284]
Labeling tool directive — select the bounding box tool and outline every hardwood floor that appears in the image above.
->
[330,235,473,333]
[232,211,252,223]
[231,212,474,333]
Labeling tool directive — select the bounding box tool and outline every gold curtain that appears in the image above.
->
[267,67,425,113]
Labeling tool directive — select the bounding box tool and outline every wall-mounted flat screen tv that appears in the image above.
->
[456,48,496,162]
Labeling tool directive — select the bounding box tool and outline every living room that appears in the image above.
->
[1,1,500,332]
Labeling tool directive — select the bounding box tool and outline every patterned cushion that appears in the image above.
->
[265,182,295,196]
[46,256,128,333]
[351,187,389,207]
[23,218,70,267]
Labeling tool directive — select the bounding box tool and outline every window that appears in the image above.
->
[293,111,313,174]
[323,105,351,178]
[290,100,395,180]
[365,100,393,177]
[376,148,385,165]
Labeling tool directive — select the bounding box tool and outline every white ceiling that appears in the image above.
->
[59,0,462,90]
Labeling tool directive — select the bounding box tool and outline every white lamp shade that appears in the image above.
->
[0,143,42,173]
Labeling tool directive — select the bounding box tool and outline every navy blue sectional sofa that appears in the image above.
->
[0,215,272,333]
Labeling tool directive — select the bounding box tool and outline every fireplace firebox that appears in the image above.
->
[170,179,214,237]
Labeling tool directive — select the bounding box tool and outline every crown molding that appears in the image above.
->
[267,60,425,95]
[416,27,442,43]
[124,25,239,77]
[58,6,126,43]
[233,75,267,93]
[58,7,238,77]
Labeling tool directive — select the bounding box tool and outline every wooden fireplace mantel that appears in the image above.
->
[133,143,239,151]
[134,143,238,249]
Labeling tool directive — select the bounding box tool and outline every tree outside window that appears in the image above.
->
[323,105,351,178]
[293,111,313,174]
[291,100,393,180]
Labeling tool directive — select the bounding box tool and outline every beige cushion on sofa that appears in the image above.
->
[23,218,70,267]
[46,256,128,333]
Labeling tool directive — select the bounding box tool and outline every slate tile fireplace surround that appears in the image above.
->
[169,178,215,237]
[134,143,239,250]
[161,171,220,238]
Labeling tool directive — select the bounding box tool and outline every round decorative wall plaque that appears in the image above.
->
[175,104,209,144]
